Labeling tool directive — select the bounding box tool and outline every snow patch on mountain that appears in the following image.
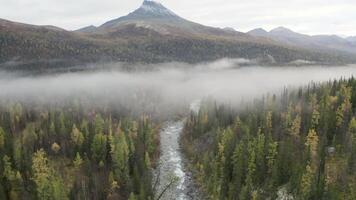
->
[140,0,178,17]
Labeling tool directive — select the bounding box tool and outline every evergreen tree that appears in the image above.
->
[111,128,129,186]
[32,149,68,200]
[91,134,107,164]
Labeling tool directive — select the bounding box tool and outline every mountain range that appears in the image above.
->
[347,36,356,43]
[0,0,355,70]
[248,27,356,55]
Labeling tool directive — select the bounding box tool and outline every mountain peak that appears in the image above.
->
[253,28,267,32]
[143,0,158,3]
[270,26,293,33]
[248,28,268,36]
[138,0,178,18]
[100,0,179,29]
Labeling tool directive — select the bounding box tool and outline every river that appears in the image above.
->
[155,101,201,200]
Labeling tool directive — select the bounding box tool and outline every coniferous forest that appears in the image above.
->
[2,1,356,200]
[1,73,356,200]
[0,101,159,200]
[182,78,356,200]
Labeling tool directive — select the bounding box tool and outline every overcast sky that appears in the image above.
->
[1,0,355,36]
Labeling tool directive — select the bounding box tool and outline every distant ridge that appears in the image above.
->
[1,1,356,70]
[76,25,97,33]
[247,28,269,37]
[247,27,356,55]
[347,36,356,43]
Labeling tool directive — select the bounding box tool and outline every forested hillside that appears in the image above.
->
[183,78,356,199]
[1,16,355,71]
[0,100,159,200]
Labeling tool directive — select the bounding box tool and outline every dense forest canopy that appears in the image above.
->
[0,98,161,199]
[182,77,356,199]
[0,65,355,199]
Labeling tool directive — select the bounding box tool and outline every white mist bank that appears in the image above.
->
[0,61,355,115]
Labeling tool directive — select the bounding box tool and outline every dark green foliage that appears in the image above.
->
[0,101,159,200]
[182,77,356,199]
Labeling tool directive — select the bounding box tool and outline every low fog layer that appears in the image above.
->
[0,60,356,116]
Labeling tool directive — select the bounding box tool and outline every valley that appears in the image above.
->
[1,0,356,199]
[0,63,355,199]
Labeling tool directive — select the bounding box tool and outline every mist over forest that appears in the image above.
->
[1,0,356,199]
[1,60,356,117]
[1,60,356,200]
